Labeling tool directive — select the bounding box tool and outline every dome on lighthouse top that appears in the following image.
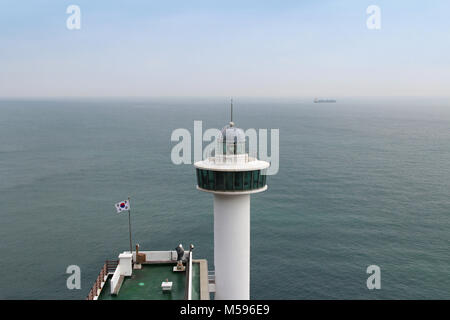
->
[219,122,246,144]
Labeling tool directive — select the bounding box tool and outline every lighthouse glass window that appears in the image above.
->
[215,171,225,190]
[243,171,252,190]
[196,169,266,191]
[201,170,208,187]
[234,172,244,190]
[225,172,234,190]
[207,170,215,189]
[252,170,260,188]
[220,141,245,155]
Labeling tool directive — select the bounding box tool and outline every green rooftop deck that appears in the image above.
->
[98,263,200,300]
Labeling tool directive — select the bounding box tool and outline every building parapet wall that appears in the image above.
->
[131,250,189,263]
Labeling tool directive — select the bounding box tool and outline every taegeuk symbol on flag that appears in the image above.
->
[115,200,130,213]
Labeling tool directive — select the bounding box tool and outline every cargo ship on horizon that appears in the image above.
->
[314,98,337,103]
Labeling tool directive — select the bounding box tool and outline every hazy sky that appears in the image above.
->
[1,0,449,98]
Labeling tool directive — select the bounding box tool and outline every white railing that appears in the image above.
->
[110,266,121,294]
[187,251,193,300]
[207,154,257,164]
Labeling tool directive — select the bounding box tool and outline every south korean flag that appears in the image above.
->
[115,200,130,213]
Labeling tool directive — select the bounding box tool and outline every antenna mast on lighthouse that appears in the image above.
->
[230,98,234,126]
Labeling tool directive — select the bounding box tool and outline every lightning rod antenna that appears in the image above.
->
[230,98,233,126]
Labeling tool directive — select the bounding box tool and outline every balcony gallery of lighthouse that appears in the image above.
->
[194,101,270,300]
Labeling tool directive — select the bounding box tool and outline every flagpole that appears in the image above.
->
[128,196,133,255]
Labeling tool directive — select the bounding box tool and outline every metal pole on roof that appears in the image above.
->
[231,98,233,123]
[128,197,133,255]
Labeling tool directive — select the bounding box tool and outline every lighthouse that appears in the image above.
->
[194,101,269,300]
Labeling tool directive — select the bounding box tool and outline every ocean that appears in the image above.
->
[0,97,449,299]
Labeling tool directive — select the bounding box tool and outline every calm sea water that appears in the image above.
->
[0,98,449,299]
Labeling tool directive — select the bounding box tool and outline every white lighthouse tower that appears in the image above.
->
[194,101,269,300]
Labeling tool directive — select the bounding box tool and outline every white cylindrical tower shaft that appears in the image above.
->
[195,112,269,300]
[213,194,250,300]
